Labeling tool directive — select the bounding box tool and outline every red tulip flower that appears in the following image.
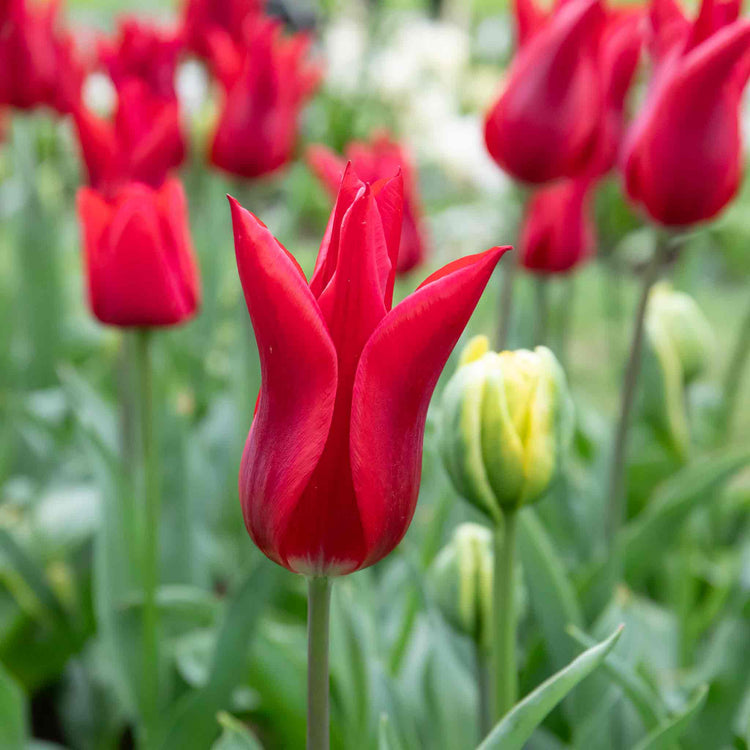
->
[0,0,83,113]
[230,165,508,575]
[307,134,429,274]
[484,0,605,184]
[78,178,200,327]
[622,0,750,226]
[181,0,261,64]
[519,179,595,275]
[209,14,320,179]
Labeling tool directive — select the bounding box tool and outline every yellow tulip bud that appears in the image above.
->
[430,523,493,650]
[440,341,574,519]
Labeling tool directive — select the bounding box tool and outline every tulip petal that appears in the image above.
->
[229,196,338,568]
[306,144,346,198]
[351,246,509,567]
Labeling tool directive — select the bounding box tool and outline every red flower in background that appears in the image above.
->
[0,0,83,113]
[74,19,185,194]
[230,165,508,575]
[209,13,320,179]
[484,0,605,184]
[181,0,261,64]
[520,179,595,274]
[307,134,429,274]
[78,179,200,327]
[622,0,750,226]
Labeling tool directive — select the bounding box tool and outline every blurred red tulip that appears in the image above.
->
[484,0,606,184]
[230,165,508,575]
[307,134,429,274]
[181,0,261,64]
[520,179,596,274]
[209,14,320,179]
[0,0,83,113]
[78,178,200,327]
[622,0,750,226]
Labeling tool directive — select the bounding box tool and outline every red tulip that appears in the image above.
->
[78,178,200,327]
[307,134,429,274]
[587,9,644,178]
[484,0,605,184]
[622,0,750,226]
[0,0,83,113]
[181,0,261,64]
[99,18,183,101]
[209,14,320,179]
[520,179,596,275]
[230,165,508,575]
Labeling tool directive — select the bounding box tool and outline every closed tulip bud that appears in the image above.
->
[641,283,714,457]
[430,523,493,650]
[441,337,574,520]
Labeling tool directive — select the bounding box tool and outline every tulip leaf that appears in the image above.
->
[631,685,708,750]
[566,625,666,730]
[211,712,263,750]
[478,627,623,750]
[620,446,750,578]
[153,560,279,750]
[0,660,28,748]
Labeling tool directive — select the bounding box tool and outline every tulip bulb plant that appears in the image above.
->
[440,336,574,720]
[230,165,508,747]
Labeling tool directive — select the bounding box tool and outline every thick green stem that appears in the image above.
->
[492,511,518,720]
[605,239,667,544]
[532,276,549,346]
[477,646,492,738]
[135,329,160,743]
[720,292,750,438]
[307,577,332,750]
[497,251,517,351]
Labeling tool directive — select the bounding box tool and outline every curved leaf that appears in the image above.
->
[479,627,624,750]
[631,686,708,750]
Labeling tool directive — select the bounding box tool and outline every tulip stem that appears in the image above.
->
[720,291,750,438]
[493,510,518,720]
[532,276,549,346]
[605,237,668,544]
[307,576,332,750]
[134,329,160,742]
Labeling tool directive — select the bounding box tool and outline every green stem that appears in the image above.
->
[493,510,518,720]
[388,588,419,676]
[307,577,332,750]
[477,646,492,738]
[532,276,549,346]
[605,238,668,544]
[720,292,750,438]
[135,329,160,743]
[556,274,575,371]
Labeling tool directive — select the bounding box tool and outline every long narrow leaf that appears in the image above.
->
[631,686,708,750]
[566,625,665,729]
[154,561,279,749]
[0,660,27,747]
[479,627,624,750]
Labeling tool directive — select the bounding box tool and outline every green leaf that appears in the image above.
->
[518,509,584,667]
[566,625,666,730]
[211,712,263,750]
[621,447,750,578]
[631,686,708,750]
[0,660,27,747]
[479,627,624,750]
[154,561,279,750]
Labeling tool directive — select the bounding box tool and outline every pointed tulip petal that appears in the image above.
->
[350,246,509,567]
[229,196,338,567]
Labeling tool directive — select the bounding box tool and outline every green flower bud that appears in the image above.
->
[642,283,714,459]
[429,523,493,650]
[440,337,574,519]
